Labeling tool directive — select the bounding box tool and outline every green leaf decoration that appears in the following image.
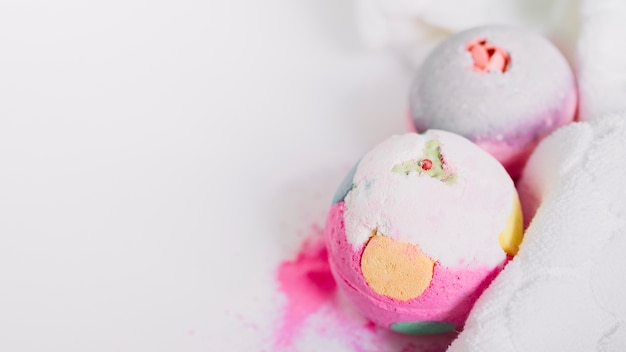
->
[391,139,457,183]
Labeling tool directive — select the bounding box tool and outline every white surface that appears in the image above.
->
[0,1,411,351]
[5,1,625,351]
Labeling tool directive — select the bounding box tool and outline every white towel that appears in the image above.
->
[449,114,626,351]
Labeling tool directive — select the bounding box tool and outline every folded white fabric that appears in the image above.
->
[448,113,626,351]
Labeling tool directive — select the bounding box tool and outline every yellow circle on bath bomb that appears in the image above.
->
[361,233,435,301]
[498,192,524,256]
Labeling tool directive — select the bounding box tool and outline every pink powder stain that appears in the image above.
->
[275,225,337,348]
[274,225,454,352]
[364,320,377,332]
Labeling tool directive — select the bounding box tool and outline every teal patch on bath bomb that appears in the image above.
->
[331,160,360,204]
[390,321,456,335]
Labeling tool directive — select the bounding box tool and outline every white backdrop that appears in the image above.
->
[0,1,413,351]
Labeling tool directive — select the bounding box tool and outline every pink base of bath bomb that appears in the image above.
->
[325,202,505,331]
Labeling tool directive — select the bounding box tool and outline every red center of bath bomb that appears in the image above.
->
[420,159,433,171]
[466,38,510,73]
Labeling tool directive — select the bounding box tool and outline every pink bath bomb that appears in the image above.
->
[325,131,523,334]
[409,26,577,178]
